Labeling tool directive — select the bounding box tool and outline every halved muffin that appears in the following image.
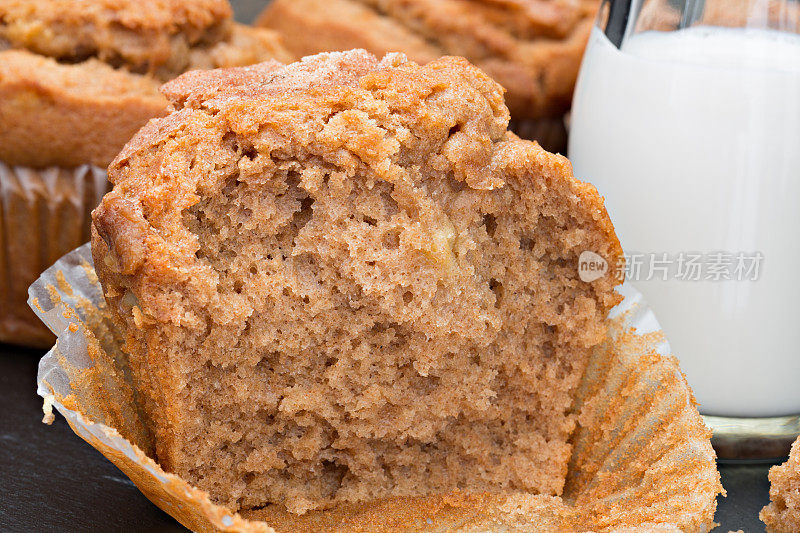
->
[0,0,292,347]
[91,50,622,514]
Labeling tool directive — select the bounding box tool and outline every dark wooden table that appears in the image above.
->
[0,345,775,532]
[0,1,778,531]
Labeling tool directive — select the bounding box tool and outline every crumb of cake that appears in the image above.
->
[762,437,800,532]
[91,50,622,514]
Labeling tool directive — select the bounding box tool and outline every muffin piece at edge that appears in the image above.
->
[762,437,800,532]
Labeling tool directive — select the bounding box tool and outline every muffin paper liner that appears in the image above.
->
[30,243,723,532]
[0,161,107,347]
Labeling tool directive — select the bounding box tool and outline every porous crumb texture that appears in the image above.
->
[91,50,622,514]
[257,0,598,121]
[762,437,800,532]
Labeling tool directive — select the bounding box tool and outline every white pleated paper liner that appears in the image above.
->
[30,243,722,532]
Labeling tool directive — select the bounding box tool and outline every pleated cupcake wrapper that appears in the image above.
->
[30,244,723,532]
[0,161,108,347]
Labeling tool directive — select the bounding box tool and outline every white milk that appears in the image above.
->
[569,26,800,416]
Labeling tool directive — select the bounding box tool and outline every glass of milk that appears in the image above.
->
[569,0,800,458]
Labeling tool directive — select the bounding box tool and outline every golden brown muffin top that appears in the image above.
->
[0,0,233,78]
[0,1,293,168]
[0,49,162,100]
[258,0,598,120]
[0,49,167,168]
[111,50,511,194]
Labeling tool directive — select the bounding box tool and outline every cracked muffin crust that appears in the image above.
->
[0,0,292,347]
[0,0,293,166]
[0,50,165,168]
[257,0,599,151]
[92,50,622,514]
[0,0,231,78]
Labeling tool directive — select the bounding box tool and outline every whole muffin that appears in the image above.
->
[256,0,599,153]
[0,0,292,347]
[91,50,622,514]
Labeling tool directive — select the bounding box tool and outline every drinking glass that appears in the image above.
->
[569,0,800,459]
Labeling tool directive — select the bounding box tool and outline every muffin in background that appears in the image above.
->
[0,0,292,347]
[256,0,599,153]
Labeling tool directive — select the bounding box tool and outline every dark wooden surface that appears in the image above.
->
[0,1,778,531]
